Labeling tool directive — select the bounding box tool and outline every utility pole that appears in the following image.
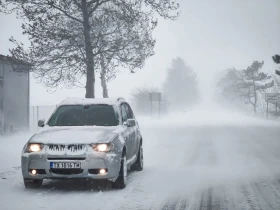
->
[158,101,161,118]
[37,106,39,122]
[151,100,153,116]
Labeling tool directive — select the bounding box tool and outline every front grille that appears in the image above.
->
[50,169,83,175]
[47,144,86,155]
[47,157,86,160]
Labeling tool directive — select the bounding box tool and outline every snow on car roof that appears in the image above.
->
[59,97,126,106]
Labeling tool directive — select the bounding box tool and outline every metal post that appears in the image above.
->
[158,101,160,118]
[266,101,269,119]
[151,101,153,116]
[27,70,30,131]
[33,106,35,126]
[37,106,39,123]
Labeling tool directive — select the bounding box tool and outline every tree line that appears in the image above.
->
[0,0,179,98]
[131,57,199,114]
[217,54,280,116]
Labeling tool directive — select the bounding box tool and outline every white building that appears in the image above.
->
[0,55,30,133]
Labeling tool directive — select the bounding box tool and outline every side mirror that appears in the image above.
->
[38,119,45,127]
[125,119,136,127]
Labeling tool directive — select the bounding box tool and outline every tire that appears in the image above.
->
[131,144,143,171]
[112,154,127,189]
[24,178,43,188]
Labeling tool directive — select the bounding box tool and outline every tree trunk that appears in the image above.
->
[253,82,257,114]
[100,54,109,98]
[81,0,95,98]
[100,71,109,98]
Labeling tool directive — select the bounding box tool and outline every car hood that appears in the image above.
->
[29,126,123,145]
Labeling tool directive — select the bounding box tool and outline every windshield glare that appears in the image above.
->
[47,105,119,127]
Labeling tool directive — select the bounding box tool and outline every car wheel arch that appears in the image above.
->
[116,146,126,176]
[122,146,126,157]
[137,138,143,154]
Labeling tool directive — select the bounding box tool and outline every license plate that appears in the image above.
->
[50,162,81,169]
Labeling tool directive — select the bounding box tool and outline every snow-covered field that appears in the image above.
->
[1,110,280,210]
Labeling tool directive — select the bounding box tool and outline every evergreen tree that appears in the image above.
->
[272,54,280,76]
[241,61,274,113]
[162,57,199,109]
[218,61,274,113]
[217,68,244,102]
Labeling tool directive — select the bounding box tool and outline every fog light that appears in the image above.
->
[99,169,106,174]
[31,170,37,175]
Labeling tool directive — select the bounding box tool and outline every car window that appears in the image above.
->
[121,104,128,123]
[124,103,134,119]
[48,105,119,126]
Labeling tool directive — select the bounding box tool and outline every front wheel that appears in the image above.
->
[112,154,127,189]
[24,178,43,188]
[131,144,143,171]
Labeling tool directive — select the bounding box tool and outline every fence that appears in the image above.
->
[27,102,280,130]
[29,105,57,129]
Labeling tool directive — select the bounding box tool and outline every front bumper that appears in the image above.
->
[21,149,121,181]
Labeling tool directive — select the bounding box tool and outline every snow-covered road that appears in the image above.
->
[1,111,280,210]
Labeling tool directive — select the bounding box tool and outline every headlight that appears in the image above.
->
[27,143,44,153]
[91,143,113,152]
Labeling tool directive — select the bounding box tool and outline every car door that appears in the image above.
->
[120,103,134,161]
[125,103,138,157]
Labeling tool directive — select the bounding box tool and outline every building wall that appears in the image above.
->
[2,61,29,130]
[0,63,4,132]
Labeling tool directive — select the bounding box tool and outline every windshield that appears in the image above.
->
[47,105,119,126]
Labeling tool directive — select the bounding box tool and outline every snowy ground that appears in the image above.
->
[1,110,280,210]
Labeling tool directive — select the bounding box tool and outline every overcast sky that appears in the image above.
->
[0,0,279,106]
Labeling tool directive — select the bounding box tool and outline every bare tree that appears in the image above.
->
[96,7,156,97]
[0,0,179,98]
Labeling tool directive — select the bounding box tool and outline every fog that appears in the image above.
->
[1,0,280,209]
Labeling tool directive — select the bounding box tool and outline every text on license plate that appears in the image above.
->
[50,162,81,169]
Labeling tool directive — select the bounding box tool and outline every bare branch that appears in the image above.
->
[46,1,83,23]
[88,0,110,15]
[73,0,82,9]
